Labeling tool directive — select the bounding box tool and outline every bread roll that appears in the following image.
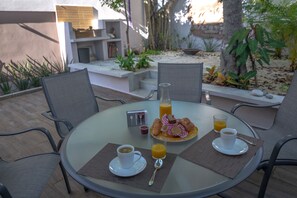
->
[152,118,162,135]
[179,118,195,131]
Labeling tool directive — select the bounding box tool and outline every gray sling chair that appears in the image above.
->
[230,72,297,197]
[41,69,125,149]
[145,62,211,104]
[0,127,71,198]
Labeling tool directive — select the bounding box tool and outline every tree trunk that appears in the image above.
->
[220,0,246,75]
[144,0,177,50]
[124,0,130,51]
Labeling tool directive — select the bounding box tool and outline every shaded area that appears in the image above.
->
[18,23,58,43]
[0,11,56,24]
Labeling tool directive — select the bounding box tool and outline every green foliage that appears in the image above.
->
[0,72,11,94]
[202,38,220,52]
[6,61,31,91]
[136,54,153,69]
[115,50,135,71]
[182,34,198,49]
[141,50,161,56]
[226,71,257,90]
[1,56,66,93]
[226,24,284,71]
[99,0,123,11]
[243,0,297,70]
[205,65,218,82]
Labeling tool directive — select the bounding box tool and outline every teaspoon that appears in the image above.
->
[148,159,163,186]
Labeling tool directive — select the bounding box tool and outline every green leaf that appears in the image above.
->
[255,25,264,45]
[237,51,249,67]
[257,59,263,66]
[259,48,270,64]
[226,79,241,86]
[248,39,258,53]
[228,72,238,80]
[269,39,286,48]
[243,70,257,81]
[236,43,248,56]
[227,28,249,53]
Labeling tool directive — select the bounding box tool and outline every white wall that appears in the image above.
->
[0,0,145,53]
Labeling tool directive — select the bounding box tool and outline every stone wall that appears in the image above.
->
[191,22,223,39]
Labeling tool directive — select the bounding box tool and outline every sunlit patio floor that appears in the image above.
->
[0,86,296,197]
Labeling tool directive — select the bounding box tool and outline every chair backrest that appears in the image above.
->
[157,62,204,103]
[274,71,297,134]
[42,69,99,138]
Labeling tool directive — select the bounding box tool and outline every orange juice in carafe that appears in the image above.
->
[160,103,172,119]
[159,83,171,119]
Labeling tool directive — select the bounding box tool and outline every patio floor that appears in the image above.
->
[0,86,296,197]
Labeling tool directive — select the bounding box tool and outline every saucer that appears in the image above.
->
[109,155,147,177]
[212,138,248,155]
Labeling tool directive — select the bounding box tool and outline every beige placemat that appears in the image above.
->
[179,131,263,178]
[78,143,177,193]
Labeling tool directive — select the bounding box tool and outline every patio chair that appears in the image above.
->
[42,69,125,149]
[145,62,211,104]
[231,72,297,197]
[0,127,71,198]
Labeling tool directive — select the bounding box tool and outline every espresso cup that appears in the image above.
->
[117,144,142,169]
[220,128,237,149]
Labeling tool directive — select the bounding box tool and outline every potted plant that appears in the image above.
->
[182,34,200,55]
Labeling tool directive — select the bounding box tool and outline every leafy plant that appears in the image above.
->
[243,0,297,70]
[136,54,153,69]
[0,71,12,95]
[226,71,257,90]
[215,72,227,86]
[226,24,284,86]
[205,65,218,82]
[5,61,31,91]
[182,34,198,49]
[115,50,135,71]
[202,38,220,52]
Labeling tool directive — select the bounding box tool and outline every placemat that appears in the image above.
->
[179,131,263,178]
[78,143,177,193]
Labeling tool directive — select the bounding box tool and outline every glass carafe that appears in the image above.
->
[159,83,172,119]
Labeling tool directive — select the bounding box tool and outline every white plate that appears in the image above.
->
[212,138,249,155]
[109,155,147,177]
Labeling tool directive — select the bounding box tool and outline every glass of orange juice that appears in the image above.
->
[151,140,167,159]
[213,114,228,132]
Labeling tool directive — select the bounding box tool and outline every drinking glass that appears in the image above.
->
[213,114,228,132]
[151,139,167,159]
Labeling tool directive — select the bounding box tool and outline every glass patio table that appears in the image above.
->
[60,100,263,198]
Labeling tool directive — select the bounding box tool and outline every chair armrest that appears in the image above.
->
[0,183,12,198]
[95,95,126,104]
[144,89,157,100]
[0,127,58,152]
[257,135,297,198]
[231,102,281,114]
[41,111,73,131]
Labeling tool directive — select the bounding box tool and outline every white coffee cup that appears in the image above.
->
[117,144,142,169]
[220,128,237,149]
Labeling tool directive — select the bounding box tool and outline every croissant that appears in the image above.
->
[179,118,195,132]
[152,118,162,136]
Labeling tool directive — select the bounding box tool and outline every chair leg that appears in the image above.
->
[84,186,89,192]
[59,162,72,194]
[57,139,63,151]
[0,183,12,198]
